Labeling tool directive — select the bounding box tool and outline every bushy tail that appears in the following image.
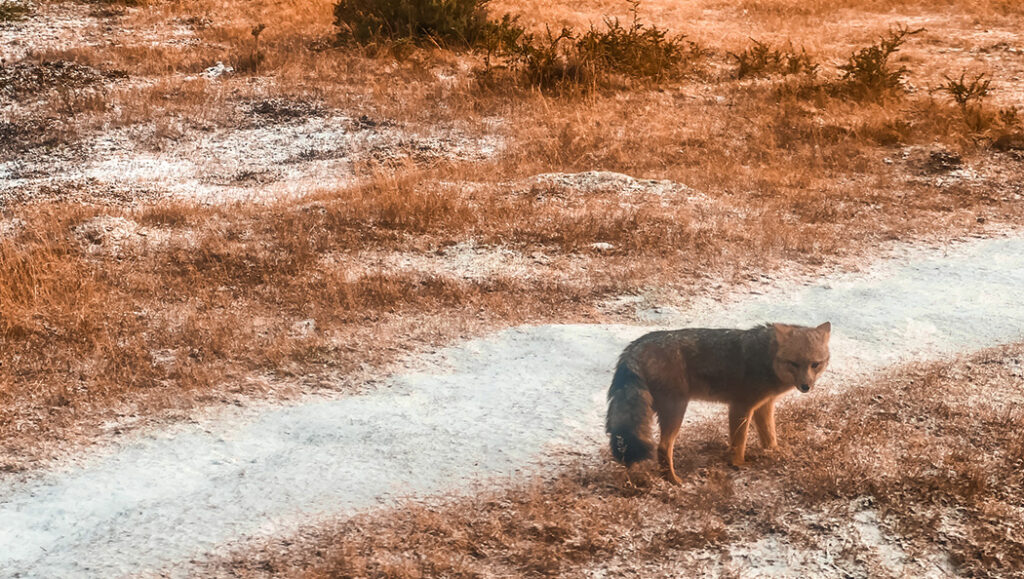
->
[606,362,654,465]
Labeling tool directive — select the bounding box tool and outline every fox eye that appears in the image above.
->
[811,362,820,369]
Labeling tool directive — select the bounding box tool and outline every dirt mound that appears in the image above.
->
[239,98,326,125]
[526,171,700,200]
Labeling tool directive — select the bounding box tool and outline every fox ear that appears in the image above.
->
[816,321,831,334]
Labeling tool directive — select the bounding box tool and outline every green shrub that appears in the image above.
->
[575,5,692,81]
[333,0,509,47]
[935,70,1009,133]
[937,70,990,110]
[943,71,991,132]
[502,1,699,91]
[0,0,31,22]
[333,0,696,92]
[837,24,923,100]
[730,39,816,79]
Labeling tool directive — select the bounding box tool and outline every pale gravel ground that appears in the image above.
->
[1,235,1024,578]
[0,113,503,203]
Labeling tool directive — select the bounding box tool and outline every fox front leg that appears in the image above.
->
[753,398,779,451]
[728,405,755,467]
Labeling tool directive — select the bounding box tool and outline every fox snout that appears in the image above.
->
[772,321,831,394]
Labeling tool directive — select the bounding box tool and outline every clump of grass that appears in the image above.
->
[730,39,817,79]
[836,24,923,100]
[997,106,1019,128]
[0,0,30,22]
[935,70,996,132]
[938,70,991,110]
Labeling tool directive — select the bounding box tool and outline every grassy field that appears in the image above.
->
[1,0,1023,572]
[3,0,1022,469]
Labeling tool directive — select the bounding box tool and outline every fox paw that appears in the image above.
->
[661,469,683,485]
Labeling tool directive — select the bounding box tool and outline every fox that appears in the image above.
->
[606,322,831,484]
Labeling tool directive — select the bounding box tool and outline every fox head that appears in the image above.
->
[772,322,831,393]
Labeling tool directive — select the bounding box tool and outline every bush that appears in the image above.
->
[508,27,590,89]
[500,1,699,91]
[937,70,990,110]
[730,39,817,79]
[575,5,692,81]
[333,0,509,47]
[333,0,696,92]
[837,24,923,100]
[0,0,31,22]
[939,71,992,132]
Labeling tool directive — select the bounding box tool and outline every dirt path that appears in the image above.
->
[2,235,1024,578]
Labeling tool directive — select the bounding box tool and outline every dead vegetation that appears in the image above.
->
[1,0,1024,475]
[0,0,1021,574]
[1,145,1019,468]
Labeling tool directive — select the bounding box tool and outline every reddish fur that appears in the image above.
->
[606,322,831,483]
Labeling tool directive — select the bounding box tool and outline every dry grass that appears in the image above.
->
[0,2,1022,574]
[2,0,1024,466]
[215,343,1024,578]
[1,150,1018,467]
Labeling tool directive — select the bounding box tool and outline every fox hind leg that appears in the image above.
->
[753,398,779,451]
[657,400,688,485]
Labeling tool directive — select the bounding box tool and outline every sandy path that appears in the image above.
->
[2,236,1024,578]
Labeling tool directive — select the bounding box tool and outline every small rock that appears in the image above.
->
[202,62,234,79]
[72,216,140,248]
[290,319,317,338]
[589,242,615,252]
[925,150,962,173]
[637,306,680,323]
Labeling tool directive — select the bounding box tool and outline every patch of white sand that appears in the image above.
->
[2,236,1024,577]
[326,241,583,283]
[0,115,502,203]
